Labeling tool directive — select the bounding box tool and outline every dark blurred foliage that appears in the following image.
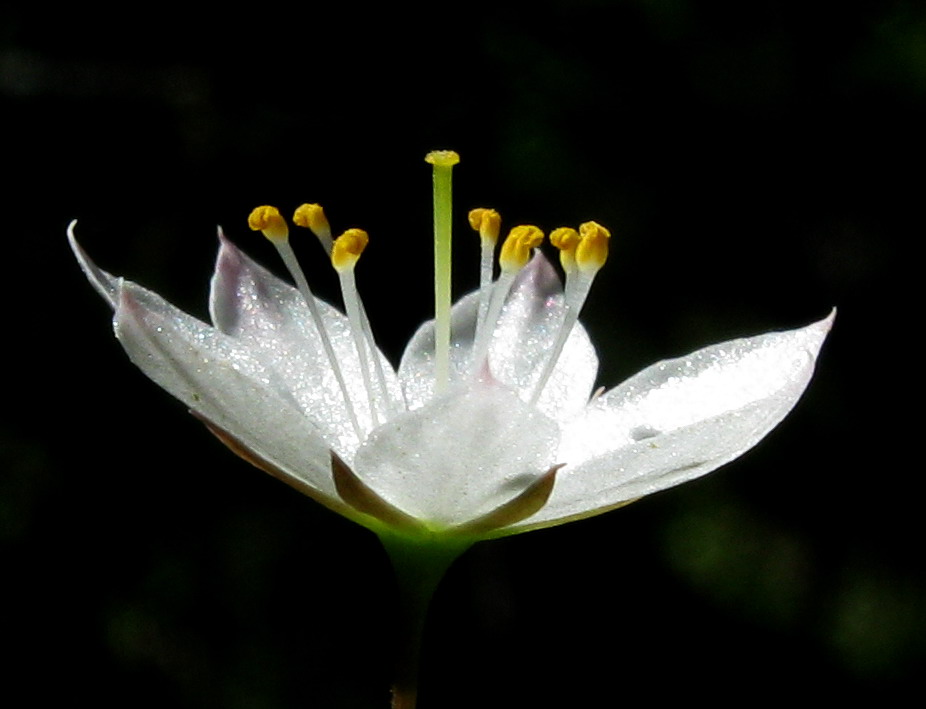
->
[2,0,922,706]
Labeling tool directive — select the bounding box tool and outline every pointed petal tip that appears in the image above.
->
[209,234,249,332]
[331,452,425,532]
[458,463,564,537]
[65,218,84,273]
[513,251,563,299]
[67,219,122,310]
[215,226,235,254]
[66,219,80,250]
[805,307,836,332]
[213,228,246,275]
[803,308,836,357]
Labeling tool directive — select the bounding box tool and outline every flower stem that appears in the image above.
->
[379,532,469,709]
[425,150,460,394]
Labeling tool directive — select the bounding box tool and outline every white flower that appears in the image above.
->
[67,156,831,544]
[68,223,831,542]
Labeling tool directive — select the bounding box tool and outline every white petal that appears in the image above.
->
[398,290,481,410]
[352,380,560,527]
[114,281,341,502]
[490,254,598,420]
[514,312,834,530]
[208,233,400,446]
[398,253,598,418]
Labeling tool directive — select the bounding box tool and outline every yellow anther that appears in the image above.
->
[549,227,580,272]
[468,208,501,244]
[550,227,580,251]
[499,225,544,273]
[576,221,611,273]
[424,150,461,167]
[331,228,370,272]
[248,205,289,243]
[293,203,331,238]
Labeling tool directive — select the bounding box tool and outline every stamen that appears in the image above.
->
[470,225,544,374]
[331,227,368,271]
[248,206,363,440]
[549,227,579,277]
[575,221,611,273]
[331,228,381,427]
[294,203,333,254]
[468,208,501,346]
[425,150,460,392]
[468,208,501,243]
[295,205,399,417]
[499,225,544,273]
[528,221,611,406]
[549,226,581,305]
[248,205,289,243]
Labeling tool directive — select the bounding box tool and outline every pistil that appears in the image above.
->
[425,150,460,393]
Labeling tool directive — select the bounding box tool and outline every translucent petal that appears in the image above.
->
[513,312,834,530]
[209,233,401,448]
[352,380,560,527]
[490,254,598,420]
[398,290,480,410]
[114,281,341,501]
[399,253,598,418]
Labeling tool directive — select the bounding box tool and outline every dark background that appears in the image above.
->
[3,1,921,706]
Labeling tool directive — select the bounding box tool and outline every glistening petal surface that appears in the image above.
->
[209,232,401,452]
[487,255,598,419]
[510,312,834,531]
[113,280,344,507]
[352,380,560,527]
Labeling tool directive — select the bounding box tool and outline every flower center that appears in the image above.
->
[246,151,611,439]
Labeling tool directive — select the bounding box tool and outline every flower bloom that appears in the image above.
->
[68,153,832,543]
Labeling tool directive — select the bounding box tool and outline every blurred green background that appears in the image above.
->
[2,1,921,706]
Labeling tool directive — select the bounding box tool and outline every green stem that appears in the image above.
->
[380,532,470,709]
